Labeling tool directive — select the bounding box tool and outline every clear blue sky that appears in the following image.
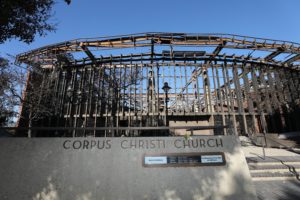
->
[1,0,300,57]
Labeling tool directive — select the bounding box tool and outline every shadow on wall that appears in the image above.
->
[33,176,93,200]
[32,145,254,200]
[33,177,59,200]
[188,146,256,200]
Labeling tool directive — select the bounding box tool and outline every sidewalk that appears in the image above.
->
[239,136,300,158]
[240,138,300,200]
[242,145,300,158]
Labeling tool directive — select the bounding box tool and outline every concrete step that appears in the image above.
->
[252,176,299,181]
[251,170,300,181]
[248,164,300,170]
[254,179,300,199]
[251,168,300,174]
[246,156,300,181]
[246,156,300,163]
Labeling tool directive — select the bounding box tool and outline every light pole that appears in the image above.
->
[66,86,84,137]
[66,85,73,102]
[162,82,171,126]
[66,86,83,104]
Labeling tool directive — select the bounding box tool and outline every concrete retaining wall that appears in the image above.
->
[0,136,256,200]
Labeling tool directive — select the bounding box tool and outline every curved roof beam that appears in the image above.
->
[16,33,300,69]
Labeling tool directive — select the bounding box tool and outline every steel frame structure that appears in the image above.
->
[16,33,300,137]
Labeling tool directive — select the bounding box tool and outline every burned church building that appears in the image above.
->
[16,33,300,137]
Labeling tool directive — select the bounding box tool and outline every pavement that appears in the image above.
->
[242,145,300,158]
[255,180,300,200]
[240,137,300,200]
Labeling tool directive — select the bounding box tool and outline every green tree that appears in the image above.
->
[0,0,71,44]
[0,0,71,127]
[0,57,21,126]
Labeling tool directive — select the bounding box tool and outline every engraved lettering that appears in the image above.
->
[174,139,181,148]
[63,140,71,149]
[216,138,223,147]
[73,140,82,149]
[207,139,215,147]
[199,139,206,148]
[83,140,89,149]
[90,140,97,149]
[106,140,112,149]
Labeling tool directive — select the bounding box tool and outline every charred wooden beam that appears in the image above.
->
[162,51,206,57]
[212,41,227,56]
[264,50,282,61]
[80,43,96,62]
[284,54,300,64]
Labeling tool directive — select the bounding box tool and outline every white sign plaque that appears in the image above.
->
[144,156,167,164]
[201,155,223,163]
